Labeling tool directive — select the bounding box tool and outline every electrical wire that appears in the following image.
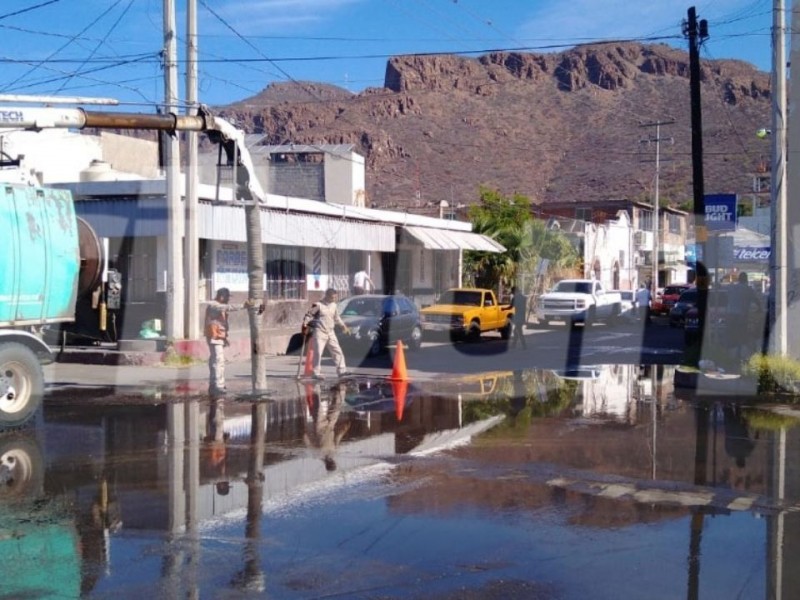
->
[1,0,125,93]
[54,0,135,94]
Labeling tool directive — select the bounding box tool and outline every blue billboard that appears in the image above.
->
[704,194,737,232]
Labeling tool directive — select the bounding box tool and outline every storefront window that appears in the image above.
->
[266,246,306,300]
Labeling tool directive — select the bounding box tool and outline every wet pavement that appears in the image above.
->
[4,325,799,598]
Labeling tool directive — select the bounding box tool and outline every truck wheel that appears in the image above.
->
[0,433,44,499]
[0,344,44,429]
[500,319,512,340]
[408,326,423,350]
[467,320,482,342]
[610,303,621,325]
[366,330,383,357]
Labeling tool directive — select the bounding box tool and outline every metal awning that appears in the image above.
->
[402,225,506,253]
[200,204,395,251]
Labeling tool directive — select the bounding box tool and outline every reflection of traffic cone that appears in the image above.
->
[392,379,408,421]
[390,341,408,381]
[303,344,315,377]
[304,382,316,413]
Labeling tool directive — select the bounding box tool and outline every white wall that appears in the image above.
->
[324,151,365,206]
[0,129,101,183]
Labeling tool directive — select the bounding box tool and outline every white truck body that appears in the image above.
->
[536,279,622,327]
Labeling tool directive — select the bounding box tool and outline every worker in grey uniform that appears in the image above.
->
[204,287,258,394]
[302,288,351,380]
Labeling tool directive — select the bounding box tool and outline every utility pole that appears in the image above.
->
[185,0,200,339]
[781,1,800,359]
[684,6,709,345]
[163,0,184,341]
[771,0,789,356]
[640,120,674,290]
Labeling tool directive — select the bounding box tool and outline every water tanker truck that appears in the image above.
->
[0,183,107,427]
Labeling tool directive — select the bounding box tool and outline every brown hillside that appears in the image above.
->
[219,42,771,214]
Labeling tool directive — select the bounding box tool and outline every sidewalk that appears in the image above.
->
[45,348,426,400]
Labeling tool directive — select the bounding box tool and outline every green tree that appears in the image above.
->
[465,187,579,291]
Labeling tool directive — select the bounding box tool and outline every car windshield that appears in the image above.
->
[340,297,383,316]
[677,289,698,304]
[437,290,482,306]
[553,281,592,294]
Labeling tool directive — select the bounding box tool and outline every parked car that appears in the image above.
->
[420,288,513,341]
[338,294,422,357]
[654,283,693,316]
[668,287,698,328]
[683,287,733,344]
[536,279,622,327]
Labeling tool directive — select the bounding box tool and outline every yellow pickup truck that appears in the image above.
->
[420,288,514,342]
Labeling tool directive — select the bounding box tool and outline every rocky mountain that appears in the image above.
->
[218,42,771,214]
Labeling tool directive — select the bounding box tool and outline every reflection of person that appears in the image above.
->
[352,269,374,295]
[507,286,528,349]
[204,288,257,394]
[304,382,351,471]
[204,398,230,494]
[635,283,651,323]
[302,288,351,380]
[723,404,755,469]
[727,272,763,358]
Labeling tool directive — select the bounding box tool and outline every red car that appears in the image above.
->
[652,283,693,316]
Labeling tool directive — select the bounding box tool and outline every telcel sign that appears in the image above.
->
[704,193,737,232]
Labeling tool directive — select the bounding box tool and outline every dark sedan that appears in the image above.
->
[668,287,698,328]
[338,294,423,357]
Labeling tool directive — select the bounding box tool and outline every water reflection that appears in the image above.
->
[4,366,800,597]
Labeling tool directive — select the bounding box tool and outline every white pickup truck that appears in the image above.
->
[536,279,622,327]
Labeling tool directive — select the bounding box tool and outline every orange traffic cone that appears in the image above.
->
[303,344,315,378]
[392,379,408,421]
[390,340,408,381]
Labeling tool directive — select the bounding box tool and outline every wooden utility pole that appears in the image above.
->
[684,6,709,345]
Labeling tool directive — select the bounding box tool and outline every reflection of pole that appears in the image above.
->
[687,403,709,600]
[232,403,266,592]
[165,403,187,596]
[185,400,200,600]
[768,427,787,599]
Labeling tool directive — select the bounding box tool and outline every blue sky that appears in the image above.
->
[0,0,776,110]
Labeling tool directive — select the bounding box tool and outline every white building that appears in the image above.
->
[0,129,504,350]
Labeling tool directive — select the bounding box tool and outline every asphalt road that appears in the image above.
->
[350,315,686,376]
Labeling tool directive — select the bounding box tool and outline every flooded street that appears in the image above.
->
[4,364,800,599]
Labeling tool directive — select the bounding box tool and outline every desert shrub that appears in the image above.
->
[742,353,800,396]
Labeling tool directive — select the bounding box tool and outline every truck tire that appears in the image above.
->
[0,344,44,429]
[0,433,44,499]
[467,320,482,342]
[366,330,383,357]
[408,325,423,350]
[500,319,512,340]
